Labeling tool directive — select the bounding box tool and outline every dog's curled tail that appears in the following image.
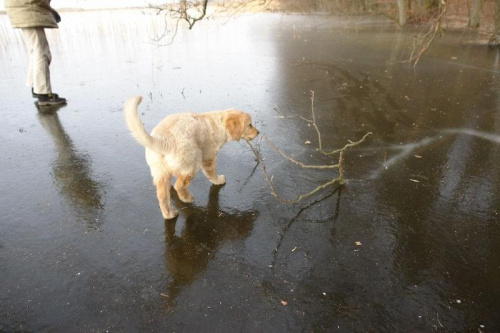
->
[124,96,170,154]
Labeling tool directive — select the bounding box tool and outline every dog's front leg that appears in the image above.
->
[202,158,226,185]
[154,177,178,219]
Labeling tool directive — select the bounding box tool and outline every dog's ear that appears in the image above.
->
[225,112,244,141]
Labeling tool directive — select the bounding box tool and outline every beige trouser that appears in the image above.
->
[22,27,52,94]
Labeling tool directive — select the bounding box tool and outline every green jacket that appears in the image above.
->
[5,0,58,29]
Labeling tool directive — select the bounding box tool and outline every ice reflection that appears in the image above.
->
[369,137,438,179]
[443,128,500,144]
[163,185,257,306]
[37,107,106,229]
[368,128,500,180]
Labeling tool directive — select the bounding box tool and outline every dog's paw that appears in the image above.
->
[179,191,194,203]
[163,209,179,220]
[212,175,226,185]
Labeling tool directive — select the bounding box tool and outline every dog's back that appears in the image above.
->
[151,111,229,154]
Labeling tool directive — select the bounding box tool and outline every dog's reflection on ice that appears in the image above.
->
[163,185,258,306]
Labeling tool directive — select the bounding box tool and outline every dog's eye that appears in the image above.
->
[249,124,253,128]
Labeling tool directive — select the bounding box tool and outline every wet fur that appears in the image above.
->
[124,96,259,219]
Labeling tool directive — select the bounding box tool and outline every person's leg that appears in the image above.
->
[22,28,65,105]
[22,28,52,94]
[26,43,33,90]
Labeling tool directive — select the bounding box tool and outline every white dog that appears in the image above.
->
[124,96,259,219]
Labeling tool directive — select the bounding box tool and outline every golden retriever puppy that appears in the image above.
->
[124,96,259,219]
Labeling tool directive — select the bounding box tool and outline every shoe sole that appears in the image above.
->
[38,101,67,106]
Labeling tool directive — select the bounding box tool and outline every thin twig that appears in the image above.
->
[264,135,339,169]
[413,8,446,67]
[246,91,372,204]
[262,165,344,204]
[310,90,322,151]
[338,151,345,180]
[321,132,373,156]
[248,132,371,204]
[437,312,444,328]
[405,5,447,67]
[246,140,261,162]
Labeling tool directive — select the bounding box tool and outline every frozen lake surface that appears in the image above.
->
[1,9,500,331]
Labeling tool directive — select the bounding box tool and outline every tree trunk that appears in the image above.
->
[490,0,500,46]
[398,0,408,26]
[469,0,483,28]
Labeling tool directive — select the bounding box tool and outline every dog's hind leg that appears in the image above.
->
[174,174,195,203]
[202,158,226,185]
[154,176,178,219]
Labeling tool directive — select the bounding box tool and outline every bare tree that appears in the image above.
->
[469,0,483,28]
[490,0,500,46]
[397,0,408,26]
[150,0,272,44]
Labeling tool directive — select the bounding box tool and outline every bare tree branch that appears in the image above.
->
[404,3,447,67]
[247,91,372,204]
[149,0,272,44]
[263,135,339,170]
[321,132,373,156]
[310,90,322,151]
[262,165,344,204]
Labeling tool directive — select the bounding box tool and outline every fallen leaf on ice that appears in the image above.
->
[281,300,288,306]
[355,241,362,246]
[414,154,423,159]
[305,140,311,145]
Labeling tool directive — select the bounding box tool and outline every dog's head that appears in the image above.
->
[224,110,259,141]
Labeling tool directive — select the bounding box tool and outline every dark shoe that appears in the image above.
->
[32,89,62,99]
[38,93,66,106]
[31,88,59,98]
